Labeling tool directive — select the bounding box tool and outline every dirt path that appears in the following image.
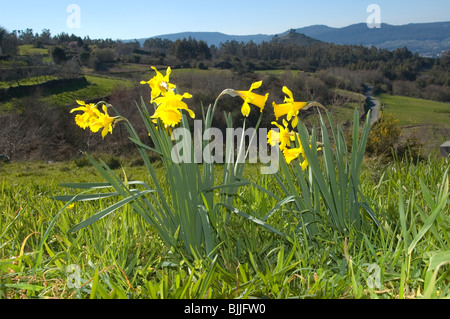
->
[364,85,380,125]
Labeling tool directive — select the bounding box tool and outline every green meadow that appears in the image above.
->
[377,93,450,153]
[1,151,448,299]
[0,75,134,111]
[42,75,134,107]
[17,44,50,56]
[379,93,450,126]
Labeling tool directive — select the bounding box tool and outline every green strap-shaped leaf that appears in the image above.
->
[408,193,448,255]
[68,189,154,233]
[59,181,150,190]
[218,203,286,238]
[53,192,121,202]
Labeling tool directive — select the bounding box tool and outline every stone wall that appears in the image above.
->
[0,76,88,100]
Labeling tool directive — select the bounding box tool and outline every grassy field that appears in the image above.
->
[41,75,134,107]
[17,45,50,56]
[377,93,450,154]
[0,154,448,299]
[0,74,135,112]
[378,93,450,126]
[0,76,58,89]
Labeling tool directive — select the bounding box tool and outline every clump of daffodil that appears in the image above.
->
[273,86,308,128]
[71,101,119,139]
[268,85,323,170]
[236,81,269,117]
[151,90,195,127]
[141,66,176,103]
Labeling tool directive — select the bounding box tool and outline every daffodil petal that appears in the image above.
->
[291,116,299,128]
[283,148,302,164]
[282,86,294,100]
[273,102,292,120]
[241,102,251,117]
[249,81,263,91]
[294,102,308,112]
[70,106,86,113]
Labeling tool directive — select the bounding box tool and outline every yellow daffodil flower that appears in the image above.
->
[151,103,183,128]
[140,66,176,103]
[273,86,308,128]
[151,90,195,127]
[70,100,98,129]
[283,147,309,170]
[236,81,269,117]
[267,119,298,151]
[90,105,116,139]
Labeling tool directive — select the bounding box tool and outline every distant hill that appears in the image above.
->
[296,22,450,57]
[132,21,450,57]
[271,30,323,46]
[134,32,273,47]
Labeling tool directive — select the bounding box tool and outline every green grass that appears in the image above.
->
[0,155,448,299]
[42,75,134,107]
[0,76,58,89]
[378,93,450,126]
[377,93,450,154]
[18,45,50,56]
[1,74,135,111]
[255,69,305,76]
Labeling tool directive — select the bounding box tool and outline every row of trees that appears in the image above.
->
[1,26,449,101]
[137,36,450,100]
[0,26,118,56]
[140,36,447,85]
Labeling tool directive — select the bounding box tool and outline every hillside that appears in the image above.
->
[271,30,323,46]
[1,25,449,161]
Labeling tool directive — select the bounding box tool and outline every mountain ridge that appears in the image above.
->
[131,21,450,57]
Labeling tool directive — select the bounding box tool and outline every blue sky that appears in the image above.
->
[1,0,449,40]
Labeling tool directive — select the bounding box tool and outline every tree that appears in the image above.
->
[39,29,51,45]
[52,47,67,64]
[0,27,5,55]
[0,27,18,55]
[17,28,36,44]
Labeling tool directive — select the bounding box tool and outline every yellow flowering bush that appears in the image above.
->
[366,112,401,156]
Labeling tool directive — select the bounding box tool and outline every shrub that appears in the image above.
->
[52,47,67,64]
[366,112,401,157]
